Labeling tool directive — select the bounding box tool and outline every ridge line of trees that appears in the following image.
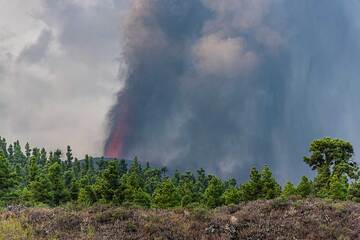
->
[0,136,360,209]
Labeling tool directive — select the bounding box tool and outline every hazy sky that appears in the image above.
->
[0,0,129,157]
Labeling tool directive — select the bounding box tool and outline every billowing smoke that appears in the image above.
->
[105,0,360,182]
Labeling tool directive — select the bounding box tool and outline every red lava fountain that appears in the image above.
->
[105,122,125,158]
[105,102,128,159]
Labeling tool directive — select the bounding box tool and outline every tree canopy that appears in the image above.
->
[0,136,358,208]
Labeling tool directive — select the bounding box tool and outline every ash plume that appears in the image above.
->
[105,0,360,182]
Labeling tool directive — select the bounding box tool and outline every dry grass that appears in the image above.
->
[1,198,360,239]
[0,217,33,240]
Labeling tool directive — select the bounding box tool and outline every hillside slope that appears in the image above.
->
[1,198,359,240]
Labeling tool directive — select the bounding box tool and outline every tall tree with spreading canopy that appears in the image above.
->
[304,137,358,197]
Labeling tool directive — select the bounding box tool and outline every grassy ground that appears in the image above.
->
[1,198,359,239]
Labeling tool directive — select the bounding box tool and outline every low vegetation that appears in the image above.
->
[1,198,360,239]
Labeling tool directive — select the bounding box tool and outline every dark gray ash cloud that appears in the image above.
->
[106,0,360,182]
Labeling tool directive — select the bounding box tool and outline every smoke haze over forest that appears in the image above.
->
[2,0,360,182]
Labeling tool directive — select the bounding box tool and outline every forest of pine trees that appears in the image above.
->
[0,136,360,209]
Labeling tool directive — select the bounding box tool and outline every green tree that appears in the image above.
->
[203,177,224,208]
[73,158,81,179]
[29,173,53,205]
[25,143,31,160]
[223,187,240,205]
[178,174,201,207]
[48,162,69,205]
[65,146,73,170]
[93,161,122,203]
[27,156,39,184]
[69,178,80,201]
[297,176,313,198]
[328,175,348,200]
[143,167,162,195]
[348,181,360,202]
[118,159,128,177]
[0,152,18,202]
[82,155,91,175]
[313,165,331,197]
[64,170,73,189]
[77,186,95,205]
[153,179,180,208]
[304,138,358,196]
[224,178,237,190]
[122,158,144,190]
[53,150,62,164]
[239,167,263,201]
[39,148,47,167]
[260,165,281,199]
[282,182,297,197]
[196,168,209,194]
[7,144,13,163]
[132,188,151,208]
[0,137,7,157]
[13,141,26,167]
[96,157,107,171]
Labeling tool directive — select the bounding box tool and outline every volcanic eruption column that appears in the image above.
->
[105,0,360,182]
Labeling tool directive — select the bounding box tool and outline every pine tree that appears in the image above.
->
[93,161,122,203]
[83,154,91,175]
[25,143,31,160]
[48,162,69,205]
[118,159,127,177]
[89,157,95,174]
[348,181,360,202]
[64,170,74,189]
[313,165,331,197]
[0,152,18,202]
[223,187,240,205]
[132,188,151,208]
[122,158,144,189]
[73,158,81,179]
[224,178,237,190]
[39,148,47,166]
[297,176,313,198]
[13,141,26,167]
[153,179,180,208]
[29,173,53,205]
[260,166,281,199]
[65,146,73,170]
[328,175,348,200]
[0,137,7,157]
[69,177,80,201]
[53,150,62,164]
[239,167,263,201]
[7,144,14,163]
[196,168,209,193]
[78,186,95,205]
[143,167,162,194]
[179,177,200,207]
[304,137,358,198]
[27,156,39,184]
[282,182,297,197]
[203,177,224,208]
[172,170,181,187]
[96,157,107,171]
